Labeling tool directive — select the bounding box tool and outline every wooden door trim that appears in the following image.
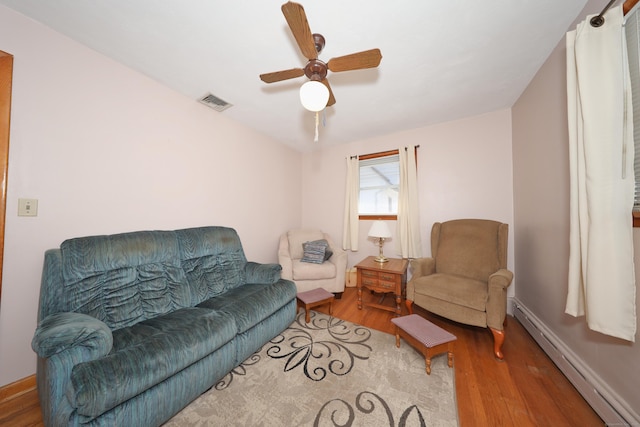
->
[0,51,13,300]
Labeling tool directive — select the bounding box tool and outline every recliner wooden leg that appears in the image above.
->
[490,327,505,360]
[405,299,414,314]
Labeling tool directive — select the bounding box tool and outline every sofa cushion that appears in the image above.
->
[287,229,325,260]
[411,273,488,311]
[70,307,236,419]
[292,259,337,281]
[60,231,190,330]
[197,282,296,334]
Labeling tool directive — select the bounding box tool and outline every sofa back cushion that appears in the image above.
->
[60,231,190,330]
[433,219,507,282]
[176,226,247,305]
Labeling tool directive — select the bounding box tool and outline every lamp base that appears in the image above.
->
[375,237,389,263]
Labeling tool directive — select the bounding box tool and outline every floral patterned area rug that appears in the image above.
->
[164,311,458,427]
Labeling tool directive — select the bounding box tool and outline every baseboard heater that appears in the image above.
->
[512,299,638,426]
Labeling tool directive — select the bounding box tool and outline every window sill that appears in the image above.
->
[360,215,397,221]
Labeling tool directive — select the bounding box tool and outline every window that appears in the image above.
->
[358,150,400,219]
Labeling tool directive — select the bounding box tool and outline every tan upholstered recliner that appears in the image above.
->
[278,229,347,297]
[406,219,513,359]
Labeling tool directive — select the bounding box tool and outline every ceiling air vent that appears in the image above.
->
[198,93,232,112]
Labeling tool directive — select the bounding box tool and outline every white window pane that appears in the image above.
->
[359,154,399,215]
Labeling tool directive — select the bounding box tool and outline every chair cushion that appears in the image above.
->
[292,259,337,280]
[287,229,325,260]
[411,273,487,311]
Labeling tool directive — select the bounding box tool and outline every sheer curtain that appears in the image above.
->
[342,156,359,251]
[566,5,636,341]
[395,145,422,258]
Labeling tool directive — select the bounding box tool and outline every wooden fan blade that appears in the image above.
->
[327,48,382,72]
[321,78,336,106]
[260,68,305,83]
[281,1,317,60]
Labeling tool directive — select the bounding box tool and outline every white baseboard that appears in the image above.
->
[512,299,639,426]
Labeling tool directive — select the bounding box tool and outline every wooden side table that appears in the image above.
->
[355,256,408,315]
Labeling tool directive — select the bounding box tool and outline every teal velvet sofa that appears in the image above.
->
[31,226,297,427]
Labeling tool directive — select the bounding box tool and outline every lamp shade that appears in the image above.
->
[299,80,329,112]
[368,220,392,238]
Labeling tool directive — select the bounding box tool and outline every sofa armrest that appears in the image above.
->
[245,262,283,285]
[32,312,113,427]
[32,312,113,359]
[486,269,514,330]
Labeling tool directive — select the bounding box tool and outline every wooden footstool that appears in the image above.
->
[296,288,335,323]
[391,314,456,375]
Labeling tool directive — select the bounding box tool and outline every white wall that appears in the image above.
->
[301,110,515,283]
[512,0,640,419]
[0,5,302,386]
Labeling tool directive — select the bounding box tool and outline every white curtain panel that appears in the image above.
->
[395,146,422,258]
[342,156,360,251]
[566,5,636,342]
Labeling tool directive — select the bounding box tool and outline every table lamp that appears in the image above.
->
[368,220,392,263]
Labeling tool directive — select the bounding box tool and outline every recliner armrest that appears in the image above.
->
[409,257,436,279]
[488,269,513,290]
[486,268,514,330]
[31,312,113,359]
[406,258,436,302]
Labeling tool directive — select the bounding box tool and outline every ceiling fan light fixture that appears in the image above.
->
[299,80,329,112]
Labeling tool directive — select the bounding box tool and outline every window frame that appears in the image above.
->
[357,147,418,220]
[358,149,400,221]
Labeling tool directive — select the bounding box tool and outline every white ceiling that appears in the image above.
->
[0,0,589,151]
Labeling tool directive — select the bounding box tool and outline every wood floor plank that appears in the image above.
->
[331,287,603,427]
[0,287,604,427]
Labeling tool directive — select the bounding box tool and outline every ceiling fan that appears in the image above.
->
[259,1,382,112]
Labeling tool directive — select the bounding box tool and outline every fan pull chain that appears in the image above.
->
[314,111,320,142]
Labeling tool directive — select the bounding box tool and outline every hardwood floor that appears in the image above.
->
[334,287,604,427]
[0,287,603,426]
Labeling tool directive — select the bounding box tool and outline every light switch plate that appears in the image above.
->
[18,198,38,217]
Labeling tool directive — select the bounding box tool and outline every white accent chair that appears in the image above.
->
[278,229,347,298]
